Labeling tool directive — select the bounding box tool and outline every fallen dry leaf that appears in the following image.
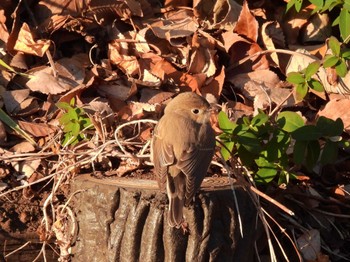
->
[150,15,198,46]
[317,98,350,131]
[297,229,321,261]
[18,120,56,137]
[26,67,76,94]
[12,159,41,179]
[14,23,50,57]
[261,21,285,66]
[201,66,225,99]
[10,141,36,153]
[234,0,258,42]
[227,69,292,114]
[0,9,9,44]
[194,0,241,30]
[283,4,314,45]
[0,121,7,144]
[300,13,331,44]
[3,89,31,114]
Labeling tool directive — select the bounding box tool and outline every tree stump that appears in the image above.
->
[71,174,256,262]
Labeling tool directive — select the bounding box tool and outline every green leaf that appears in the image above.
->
[69,97,76,106]
[309,0,323,8]
[322,0,336,11]
[309,0,323,13]
[344,0,350,10]
[256,167,278,184]
[286,72,305,84]
[304,61,320,79]
[320,140,339,164]
[295,83,308,101]
[67,107,79,120]
[221,141,234,161]
[332,15,340,26]
[59,113,72,126]
[255,156,275,168]
[292,125,322,140]
[294,0,303,12]
[335,60,348,77]
[286,0,296,12]
[71,122,81,137]
[276,129,291,146]
[0,59,18,73]
[266,130,290,161]
[341,49,350,58]
[305,140,320,171]
[316,116,344,136]
[293,140,307,164]
[236,130,262,153]
[280,171,298,184]
[81,118,92,129]
[277,111,305,132]
[325,0,343,11]
[218,111,236,133]
[323,55,339,68]
[251,112,268,127]
[63,121,77,133]
[237,146,255,167]
[308,79,324,92]
[242,116,251,126]
[0,108,36,146]
[266,142,280,161]
[339,8,350,43]
[328,36,341,56]
[56,102,72,111]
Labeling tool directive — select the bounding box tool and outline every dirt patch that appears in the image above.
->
[0,176,62,261]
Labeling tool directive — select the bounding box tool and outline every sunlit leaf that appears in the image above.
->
[339,8,350,43]
[323,55,339,68]
[295,83,308,101]
[328,36,340,56]
[218,111,236,133]
[335,60,348,77]
[256,167,278,184]
[286,72,305,84]
[308,79,324,92]
[221,141,234,161]
[277,111,305,132]
[304,61,320,79]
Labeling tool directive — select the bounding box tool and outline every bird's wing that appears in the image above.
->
[151,129,174,191]
[176,144,215,206]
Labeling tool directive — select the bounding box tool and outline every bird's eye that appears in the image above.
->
[191,108,200,114]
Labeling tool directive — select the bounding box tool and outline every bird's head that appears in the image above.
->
[164,92,213,124]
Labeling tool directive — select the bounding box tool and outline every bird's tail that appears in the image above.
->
[168,195,184,228]
[166,173,185,228]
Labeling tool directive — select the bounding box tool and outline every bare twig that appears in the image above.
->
[4,241,31,258]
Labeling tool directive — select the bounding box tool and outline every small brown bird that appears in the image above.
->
[151,92,216,228]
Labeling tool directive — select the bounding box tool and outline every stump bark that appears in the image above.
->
[71,174,256,262]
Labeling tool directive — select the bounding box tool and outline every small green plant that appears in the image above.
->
[323,36,350,77]
[56,98,93,147]
[218,110,344,184]
[286,61,324,101]
[286,0,350,43]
